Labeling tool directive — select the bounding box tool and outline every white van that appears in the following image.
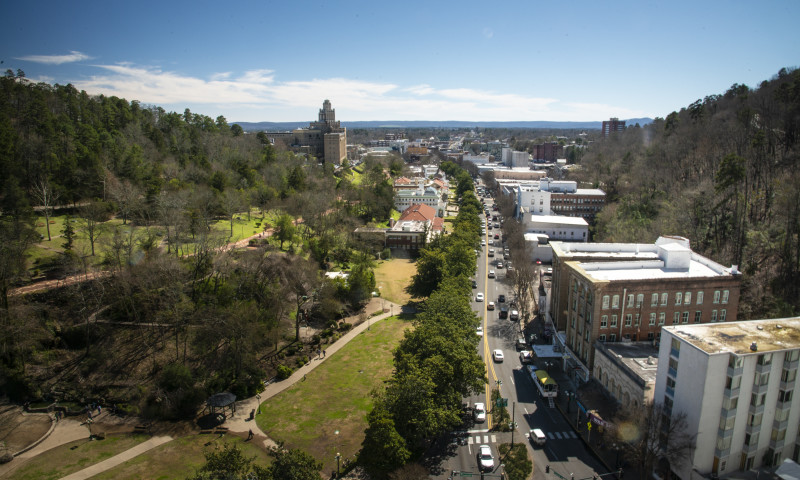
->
[530,428,546,446]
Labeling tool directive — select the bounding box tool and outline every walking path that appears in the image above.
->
[0,297,403,479]
[223,298,402,449]
[58,435,172,480]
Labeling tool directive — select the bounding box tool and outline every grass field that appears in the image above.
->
[7,434,149,480]
[375,257,416,305]
[88,435,269,480]
[255,316,411,474]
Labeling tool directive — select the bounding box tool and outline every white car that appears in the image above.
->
[488,270,496,278]
[487,301,495,311]
[481,239,486,246]
[477,444,494,471]
[492,349,504,362]
[473,402,486,423]
[476,326,483,336]
[476,293,484,302]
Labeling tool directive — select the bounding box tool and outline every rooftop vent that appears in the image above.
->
[757,325,764,330]
[777,325,783,330]
[646,356,655,365]
[750,342,758,352]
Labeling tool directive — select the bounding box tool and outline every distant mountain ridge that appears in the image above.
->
[234,118,654,132]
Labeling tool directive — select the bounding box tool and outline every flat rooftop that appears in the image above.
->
[578,257,727,281]
[529,215,589,227]
[664,317,800,355]
[595,341,660,385]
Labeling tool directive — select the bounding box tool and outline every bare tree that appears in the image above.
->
[31,178,60,241]
[80,200,109,256]
[107,174,142,225]
[616,402,696,480]
[220,189,244,238]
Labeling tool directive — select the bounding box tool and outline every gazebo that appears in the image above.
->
[204,392,237,419]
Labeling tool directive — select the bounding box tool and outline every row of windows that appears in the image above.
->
[598,309,727,328]
[601,290,730,310]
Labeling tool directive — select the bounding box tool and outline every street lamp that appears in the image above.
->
[334,430,340,478]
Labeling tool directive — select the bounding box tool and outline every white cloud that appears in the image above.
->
[17,51,91,65]
[65,62,647,121]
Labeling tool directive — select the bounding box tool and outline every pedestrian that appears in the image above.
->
[247,429,254,440]
[97,405,102,415]
[323,349,326,358]
[318,348,321,358]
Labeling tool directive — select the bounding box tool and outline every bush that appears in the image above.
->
[276,365,293,380]
[497,443,532,480]
[338,322,353,332]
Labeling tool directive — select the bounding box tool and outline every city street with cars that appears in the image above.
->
[431,193,608,480]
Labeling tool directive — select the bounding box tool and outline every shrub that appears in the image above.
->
[338,322,353,332]
[276,365,293,380]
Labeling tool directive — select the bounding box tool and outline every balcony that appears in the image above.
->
[717,427,735,439]
[723,385,740,398]
[720,406,737,419]
[742,441,759,454]
[784,358,799,370]
[666,386,674,398]
[727,364,744,377]
[756,362,772,374]
[671,347,680,359]
[749,403,765,416]
[752,382,770,395]
[714,446,731,459]
[773,418,789,432]
[770,436,786,450]
[780,379,796,391]
[746,423,761,435]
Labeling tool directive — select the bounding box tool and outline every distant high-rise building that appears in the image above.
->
[266,100,347,165]
[601,117,626,137]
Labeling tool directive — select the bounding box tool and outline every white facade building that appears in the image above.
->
[394,179,445,215]
[524,215,588,242]
[655,318,800,479]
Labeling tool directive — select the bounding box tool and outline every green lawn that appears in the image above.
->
[90,435,270,480]
[256,316,410,473]
[7,434,149,480]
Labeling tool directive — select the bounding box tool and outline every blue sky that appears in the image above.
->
[2,0,798,123]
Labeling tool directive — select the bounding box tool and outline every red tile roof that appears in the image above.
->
[399,203,437,222]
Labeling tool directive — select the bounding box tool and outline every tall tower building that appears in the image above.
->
[601,118,626,138]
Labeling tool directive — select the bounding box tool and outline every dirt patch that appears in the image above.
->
[375,257,416,305]
[0,405,51,454]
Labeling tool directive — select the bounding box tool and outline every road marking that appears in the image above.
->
[468,428,490,433]
[569,431,578,438]
[554,432,563,439]
[547,432,555,439]
[510,377,515,385]
[523,407,529,414]
[491,435,497,443]
[483,435,489,443]
[468,436,474,445]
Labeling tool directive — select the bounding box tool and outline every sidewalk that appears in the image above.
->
[217,298,403,449]
[58,435,172,480]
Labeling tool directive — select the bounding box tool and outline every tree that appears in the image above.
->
[186,442,269,480]
[80,200,109,256]
[616,402,696,480]
[221,189,244,238]
[30,178,60,241]
[274,213,296,250]
[264,445,323,480]
[61,215,76,251]
[361,399,412,479]
[406,247,445,298]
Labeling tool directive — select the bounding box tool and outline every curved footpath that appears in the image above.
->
[0,298,402,480]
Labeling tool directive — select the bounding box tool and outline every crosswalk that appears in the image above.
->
[547,430,579,440]
[467,434,497,445]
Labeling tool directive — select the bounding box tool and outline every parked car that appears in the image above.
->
[476,326,483,336]
[472,279,478,288]
[510,309,519,321]
[499,306,509,319]
[496,261,504,269]
[519,350,534,364]
[498,294,506,303]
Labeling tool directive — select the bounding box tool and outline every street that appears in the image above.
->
[430,194,608,480]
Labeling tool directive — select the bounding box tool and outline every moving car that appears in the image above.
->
[474,402,486,422]
[488,249,494,257]
[487,301,495,310]
[476,326,483,336]
[496,261,504,269]
[476,292,484,302]
[477,444,494,471]
[472,279,478,289]
[492,349,504,362]
[498,294,506,303]
[481,239,486,246]
[499,306,508,319]
[530,428,546,446]
[488,270,496,278]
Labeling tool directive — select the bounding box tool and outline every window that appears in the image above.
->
[771,428,786,442]
[671,338,681,351]
[695,311,702,323]
[625,314,632,326]
[651,293,658,307]
[666,376,676,393]
[599,334,606,342]
[781,368,796,383]
[748,412,762,426]
[602,295,609,309]
[682,312,689,324]
[669,357,679,372]
[744,432,758,446]
[719,415,735,431]
[661,293,668,306]
[635,313,640,326]
[712,310,718,322]
[751,392,766,406]
[717,436,732,451]
[722,395,738,410]
[659,312,666,325]
[627,294,634,308]
[786,350,800,362]
[611,315,618,327]
[758,353,773,366]
[612,295,620,308]
[647,332,655,340]
[754,372,770,386]
[636,294,644,308]
[729,355,743,369]
[649,313,656,326]
[609,334,616,342]
[600,315,608,328]
[697,291,704,305]
[684,292,691,305]
[675,292,682,305]
[673,312,680,324]
[722,290,729,304]
[726,375,741,390]
[720,309,727,322]
[779,390,793,403]
[714,290,721,304]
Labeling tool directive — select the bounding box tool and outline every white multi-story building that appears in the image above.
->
[655,318,800,479]
[394,179,446,216]
[515,179,605,221]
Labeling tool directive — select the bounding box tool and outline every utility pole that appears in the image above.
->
[510,401,516,446]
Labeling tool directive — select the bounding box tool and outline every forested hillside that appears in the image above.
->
[0,70,397,413]
[575,67,800,320]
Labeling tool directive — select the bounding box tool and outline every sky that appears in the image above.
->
[2,0,798,123]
